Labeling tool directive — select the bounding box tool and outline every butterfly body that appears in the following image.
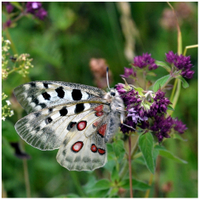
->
[14,81,125,171]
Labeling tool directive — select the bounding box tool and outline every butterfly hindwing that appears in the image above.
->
[56,119,108,171]
[14,81,106,113]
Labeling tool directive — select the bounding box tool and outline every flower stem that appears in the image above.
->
[183,44,198,56]
[128,135,133,198]
[144,173,154,197]
[23,159,31,197]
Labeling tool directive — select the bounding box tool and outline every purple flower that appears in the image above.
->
[26,2,42,13]
[121,67,136,78]
[127,108,148,123]
[3,2,14,13]
[26,2,47,20]
[165,51,194,79]
[115,83,187,142]
[149,90,171,117]
[173,118,187,134]
[133,53,158,70]
[3,19,12,29]
[150,116,173,142]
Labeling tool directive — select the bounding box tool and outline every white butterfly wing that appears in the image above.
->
[15,100,108,151]
[14,81,106,113]
[56,116,108,171]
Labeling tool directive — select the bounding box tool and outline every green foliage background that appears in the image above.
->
[2,2,197,197]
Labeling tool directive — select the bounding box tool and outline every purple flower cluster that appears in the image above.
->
[116,83,187,142]
[165,51,194,79]
[3,2,47,24]
[121,67,136,78]
[133,53,158,70]
[149,90,171,116]
[3,2,14,13]
[26,2,47,20]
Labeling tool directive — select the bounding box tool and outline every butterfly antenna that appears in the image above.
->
[106,67,111,91]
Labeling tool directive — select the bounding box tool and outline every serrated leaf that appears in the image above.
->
[85,179,111,193]
[155,60,171,72]
[177,76,189,88]
[121,178,151,191]
[138,132,155,174]
[153,74,171,92]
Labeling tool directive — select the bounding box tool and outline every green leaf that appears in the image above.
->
[177,76,189,88]
[154,145,187,164]
[108,188,119,197]
[167,105,174,111]
[10,2,23,10]
[111,166,119,182]
[2,120,19,142]
[57,193,80,198]
[155,60,171,72]
[172,134,188,141]
[138,132,155,174]
[121,178,151,191]
[85,179,111,193]
[153,74,171,92]
[159,149,187,164]
[112,139,125,162]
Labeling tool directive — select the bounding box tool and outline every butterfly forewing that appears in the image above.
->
[14,81,106,113]
[15,99,109,151]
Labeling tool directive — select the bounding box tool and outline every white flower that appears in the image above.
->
[10,110,14,116]
[5,40,11,44]
[2,117,6,121]
[6,100,11,105]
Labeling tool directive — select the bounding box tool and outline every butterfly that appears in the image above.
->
[14,81,125,171]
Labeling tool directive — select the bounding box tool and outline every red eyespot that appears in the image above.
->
[77,121,87,131]
[98,148,106,155]
[93,121,99,127]
[95,111,104,117]
[94,105,103,112]
[91,144,97,153]
[94,105,104,117]
[71,141,83,152]
[98,124,107,137]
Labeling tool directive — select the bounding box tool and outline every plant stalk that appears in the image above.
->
[128,135,133,197]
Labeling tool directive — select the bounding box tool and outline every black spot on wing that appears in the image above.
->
[39,103,46,109]
[49,108,53,113]
[45,117,52,124]
[72,89,82,100]
[30,82,36,87]
[43,83,49,88]
[32,96,39,105]
[55,86,65,98]
[75,103,84,114]
[34,112,41,117]
[67,122,77,131]
[59,107,68,116]
[42,92,51,100]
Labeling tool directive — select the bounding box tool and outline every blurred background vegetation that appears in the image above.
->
[2,2,197,197]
